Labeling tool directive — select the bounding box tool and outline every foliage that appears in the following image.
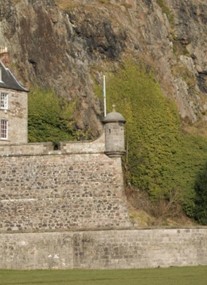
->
[95,60,207,220]
[28,88,77,143]
[194,163,207,224]
[0,266,207,285]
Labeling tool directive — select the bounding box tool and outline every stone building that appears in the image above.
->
[0,48,206,270]
[0,48,28,144]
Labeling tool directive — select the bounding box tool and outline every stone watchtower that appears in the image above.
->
[103,105,126,157]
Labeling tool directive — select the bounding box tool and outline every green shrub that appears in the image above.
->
[194,163,207,224]
[28,88,76,143]
[95,60,207,220]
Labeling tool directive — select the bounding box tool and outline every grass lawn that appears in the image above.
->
[0,266,207,285]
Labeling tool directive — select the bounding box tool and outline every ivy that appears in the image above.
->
[28,88,76,143]
[95,60,207,220]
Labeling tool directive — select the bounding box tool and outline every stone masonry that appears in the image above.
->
[0,228,207,269]
[0,134,207,270]
[0,57,28,144]
[0,111,207,269]
[0,88,28,144]
[0,134,132,233]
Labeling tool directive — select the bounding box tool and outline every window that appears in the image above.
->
[0,68,2,82]
[0,119,8,139]
[0,92,8,109]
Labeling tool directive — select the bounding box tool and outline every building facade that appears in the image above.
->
[0,58,28,144]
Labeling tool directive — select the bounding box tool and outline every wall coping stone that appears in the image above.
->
[0,133,105,157]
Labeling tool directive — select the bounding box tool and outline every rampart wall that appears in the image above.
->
[1,133,207,270]
[0,134,132,233]
[0,228,207,269]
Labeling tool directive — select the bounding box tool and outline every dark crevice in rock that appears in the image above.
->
[197,72,207,93]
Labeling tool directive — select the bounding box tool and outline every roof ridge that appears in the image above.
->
[0,60,28,92]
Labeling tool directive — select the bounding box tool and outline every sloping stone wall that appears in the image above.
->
[0,135,132,233]
[0,228,207,269]
[1,135,207,270]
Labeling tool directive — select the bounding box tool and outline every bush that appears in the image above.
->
[194,163,207,224]
[28,88,76,142]
[95,60,207,220]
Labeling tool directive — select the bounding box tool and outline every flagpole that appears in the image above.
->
[103,75,107,117]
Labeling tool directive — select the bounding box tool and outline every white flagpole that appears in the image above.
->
[103,75,107,117]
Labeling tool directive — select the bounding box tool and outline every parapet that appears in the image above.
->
[0,134,105,157]
[0,142,54,156]
[0,108,126,157]
[60,133,105,154]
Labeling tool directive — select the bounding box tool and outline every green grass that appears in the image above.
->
[0,266,207,285]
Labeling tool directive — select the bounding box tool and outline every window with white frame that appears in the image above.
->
[0,92,8,110]
[0,119,8,139]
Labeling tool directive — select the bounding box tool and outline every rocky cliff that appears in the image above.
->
[0,0,207,135]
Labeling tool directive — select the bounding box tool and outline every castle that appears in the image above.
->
[0,53,207,269]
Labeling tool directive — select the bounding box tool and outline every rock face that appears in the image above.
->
[0,0,207,135]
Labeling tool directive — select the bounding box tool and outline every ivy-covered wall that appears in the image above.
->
[95,61,207,221]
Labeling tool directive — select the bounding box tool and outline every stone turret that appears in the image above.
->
[103,105,126,157]
[0,50,28,144]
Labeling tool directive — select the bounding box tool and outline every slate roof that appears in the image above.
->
[103,111,126,123]
[0,60,28,92]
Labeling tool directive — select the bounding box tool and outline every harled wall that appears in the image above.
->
[0,228,207,269]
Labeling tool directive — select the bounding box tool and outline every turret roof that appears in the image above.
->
[103,110,126,123]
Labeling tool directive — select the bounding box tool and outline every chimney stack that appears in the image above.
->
[0,47,10,66]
